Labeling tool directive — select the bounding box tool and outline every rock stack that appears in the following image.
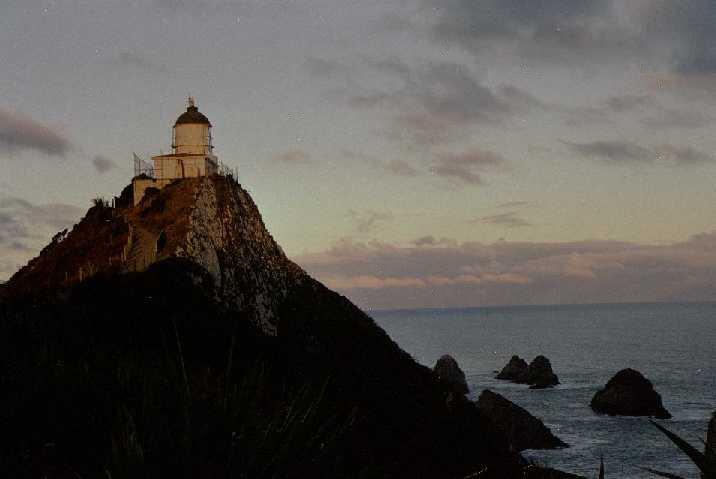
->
[590,369,671,419]
[496,355,559,389]
[433,354,469,395]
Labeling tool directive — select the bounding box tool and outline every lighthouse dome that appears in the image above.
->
[174,97,211,126]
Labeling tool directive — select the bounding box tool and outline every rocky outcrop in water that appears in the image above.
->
[496,355,559,389]
[476,390,567,452]
[525,356,560,389]
[433,354,469,395]
[496,355,529,381]
[590,369,671,419]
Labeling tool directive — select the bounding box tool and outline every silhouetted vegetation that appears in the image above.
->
[641,420,716,479]
[0,259,578,478]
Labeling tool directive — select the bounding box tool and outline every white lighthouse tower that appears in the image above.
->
[132,97,220,205]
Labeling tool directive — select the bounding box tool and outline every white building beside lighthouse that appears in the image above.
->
[132,97,220,205]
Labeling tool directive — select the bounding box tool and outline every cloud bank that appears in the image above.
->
[294,233,716,309]
[565,140,714,165]
[422,0,716,76]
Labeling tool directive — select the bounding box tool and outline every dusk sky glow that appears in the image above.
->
[2,0,715,308]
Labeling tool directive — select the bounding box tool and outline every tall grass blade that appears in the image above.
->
[640,467,687,479]
[649,420,710,473]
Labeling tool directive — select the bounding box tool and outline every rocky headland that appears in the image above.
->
[0,175,581,478]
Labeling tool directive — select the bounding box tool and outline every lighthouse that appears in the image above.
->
[132,97,220,205]
[173,96,213,155]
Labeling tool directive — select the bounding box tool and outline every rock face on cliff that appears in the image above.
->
[2,175,577,478]
[433,355,469,395]
[477,390,567,452]
[6,176,304,335]
[590,369,671,419]
[496,355,559,389]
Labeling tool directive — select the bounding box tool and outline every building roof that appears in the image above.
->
[175,105,211,126]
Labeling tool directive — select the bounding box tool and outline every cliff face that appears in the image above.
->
[7,176,305,335]
[1,175,577,479]
[180,178,306,335]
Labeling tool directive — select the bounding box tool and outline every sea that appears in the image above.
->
[371,302,716,478]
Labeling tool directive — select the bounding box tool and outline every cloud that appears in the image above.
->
[346,209,394,233]
[367,158,421,177]
[0,108,72,156]
[605,94,655,113]
[321,272,531,290]
[474,211,531,228]
[349,59,531,145]
[497,201,530,209]
[293,232,716,309]
[384,160,420,176]
[357,60,502,124]
[422,0,646,67]
[653,145,713,165]
[564,140,653,164]
[391,0,716,84]
[0,196,82,280]
[272,149,311,164]
[565,140,714,165]
[304,56,345,78]
[412,235,457,247]
[92,155,116,174]
[108,50,169,74]
[640,109,712,129]
[659,0,716,75]
[430,148,508,185]
[342,149,422,178]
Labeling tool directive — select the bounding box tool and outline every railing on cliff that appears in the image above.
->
[133,153,155,178]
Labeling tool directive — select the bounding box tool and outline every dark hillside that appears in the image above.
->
[0,177,582,478]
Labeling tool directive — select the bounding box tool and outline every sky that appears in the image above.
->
[1,0,715,309]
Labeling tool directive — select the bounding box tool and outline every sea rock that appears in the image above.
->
[495,355,559,388]
[525,355,560,389]
[590,368,671,419]
[433,354,469,394]
[476,389,567,452]
[496,355,529,381]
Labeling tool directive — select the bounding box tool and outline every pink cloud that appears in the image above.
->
[293,233,716,309]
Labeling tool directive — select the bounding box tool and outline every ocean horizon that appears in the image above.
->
[368,299,716,315]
